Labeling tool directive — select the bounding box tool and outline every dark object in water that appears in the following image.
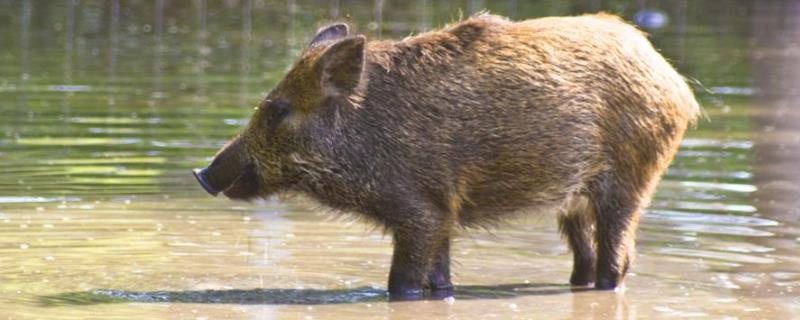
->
[633,9,669,29]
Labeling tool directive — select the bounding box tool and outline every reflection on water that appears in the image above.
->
[1,0,799,319]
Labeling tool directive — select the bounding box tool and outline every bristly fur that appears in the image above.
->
[197,13,700,297]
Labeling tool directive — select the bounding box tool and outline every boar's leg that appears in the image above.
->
[558,198,597,286]
[387,217,451,300]
[427,237,453,298]
[590,174,642,290]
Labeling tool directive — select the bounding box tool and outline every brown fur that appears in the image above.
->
[194,13,700,298]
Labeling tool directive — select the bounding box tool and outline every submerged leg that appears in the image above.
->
[387,211,452,300]
[590,176,643,290]
[558,196,596,286]
[427,237,453,298]
[388,231,440,300]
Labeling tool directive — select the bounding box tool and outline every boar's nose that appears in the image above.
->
[193,167,220,196]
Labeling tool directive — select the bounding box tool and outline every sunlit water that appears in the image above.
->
[2,1,800,319]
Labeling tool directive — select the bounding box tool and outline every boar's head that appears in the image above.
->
[193,23,365,200]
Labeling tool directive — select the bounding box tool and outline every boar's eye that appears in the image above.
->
[264,100,290,129]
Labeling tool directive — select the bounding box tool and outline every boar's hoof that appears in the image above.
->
[594,278,620,291]
[429,285,454,299]
[387,288,424,301]
[569,272,596,287]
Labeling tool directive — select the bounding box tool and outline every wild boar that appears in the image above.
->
[193,13,700,299]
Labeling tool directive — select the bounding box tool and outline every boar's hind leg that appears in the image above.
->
[558,195,596,286]
[388,216,452,300]
[590,173,642,290]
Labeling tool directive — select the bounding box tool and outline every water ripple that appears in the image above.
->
[0,196,80,203]
[647,210,779,227]
[658,248,776,265]
[680,138,753,150]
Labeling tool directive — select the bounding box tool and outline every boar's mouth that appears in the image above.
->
[193,161,260,200]
[220,164,260,200]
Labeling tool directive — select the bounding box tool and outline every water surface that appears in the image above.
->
[2,1,800,319]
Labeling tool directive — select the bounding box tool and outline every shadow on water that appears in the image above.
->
[39,283,579,306]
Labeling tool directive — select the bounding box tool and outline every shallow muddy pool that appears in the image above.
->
[2,1,800,319]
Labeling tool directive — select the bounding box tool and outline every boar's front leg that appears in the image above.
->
[387,210,452,300]
[427,237,453,298]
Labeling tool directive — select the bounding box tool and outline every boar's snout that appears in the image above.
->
[192,138,258,199]
[192,167,219,196]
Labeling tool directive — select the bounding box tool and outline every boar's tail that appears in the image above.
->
[681,76,707,125]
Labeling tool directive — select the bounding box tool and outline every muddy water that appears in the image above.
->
[2,1,799,319]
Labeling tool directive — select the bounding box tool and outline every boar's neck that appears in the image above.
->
[294,46,457,217]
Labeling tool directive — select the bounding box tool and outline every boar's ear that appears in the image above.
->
[309,23,349,47]
[318,35,366,97]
